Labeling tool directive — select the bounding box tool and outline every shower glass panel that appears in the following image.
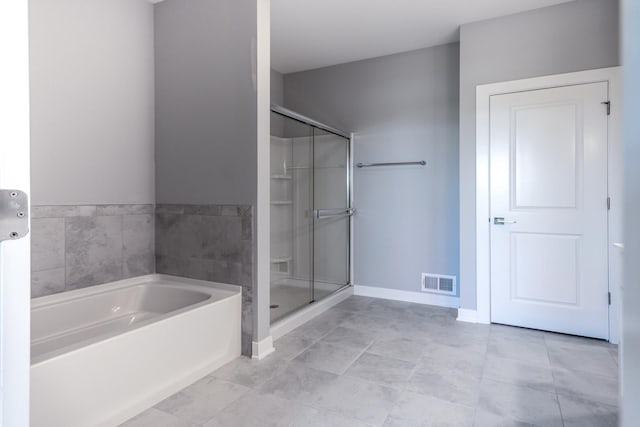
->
[270,110,351,323]
[312,128,350,291]
[270,116,313,322]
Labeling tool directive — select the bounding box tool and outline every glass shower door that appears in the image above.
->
[312,128,351,300]
[270,109,351,323]
[270,115,314,322]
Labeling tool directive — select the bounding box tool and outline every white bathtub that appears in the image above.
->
[30,274,241,427]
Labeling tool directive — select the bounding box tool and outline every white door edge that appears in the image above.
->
[474,66,622,343]
[0,0,32,425]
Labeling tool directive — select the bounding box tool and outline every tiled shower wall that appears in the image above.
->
[155,204,254,355]
[31,205,155,298]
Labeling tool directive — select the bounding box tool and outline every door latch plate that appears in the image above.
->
[0,190,29,242]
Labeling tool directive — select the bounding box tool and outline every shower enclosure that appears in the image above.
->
[270,106,352,322]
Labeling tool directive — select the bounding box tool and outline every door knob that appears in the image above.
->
[494,217,517,225]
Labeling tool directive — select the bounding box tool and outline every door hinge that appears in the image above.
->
[608,292,612,305]
[602,101,611,115]
[0,189,29,242]
[607,197,611,210]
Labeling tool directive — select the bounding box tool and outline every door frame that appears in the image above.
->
[473,67,622,343]
[0,0,32,424]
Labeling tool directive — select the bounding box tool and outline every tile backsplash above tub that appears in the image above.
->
[31,205,155,298]
[155,204,254,355]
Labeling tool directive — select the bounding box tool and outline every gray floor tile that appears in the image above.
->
[118,408,195,427]
[305,411,377,427]
[119,295,621,427]
[552,367,619,407]
[294,341,364,374]
[478,378,562,427]
[419,307,459,327]
[546,341,618,378]
[383,416,428,427]
[483,354,555,393]
[273,334,317,361]
[420,342,486,380]
[543,332,611,349]
[367,335,429,363]
[389,391,474,426]
[333,295,375,312]
[366,299,417,317]
[286,311,345,340]
[429,327,489,354]
[473,409,541,427]
[487,334,549,367]
[154,377,249,425]
[345,352,416,389]
[211,355,287,388]
[321,326,377,351]
[299,375,399,426]
[203,392,319,427]
[340,312,394,335]
[491,324,546,342]
[407,367,481,408]
[558,393,618,427]
[256,361,338,401]
[405,302,454,318]
[384,317,444,341]
[310,307,355,325]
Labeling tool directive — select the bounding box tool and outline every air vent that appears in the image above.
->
[421,273,457,296]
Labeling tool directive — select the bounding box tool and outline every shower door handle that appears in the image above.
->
[313,208,355,219]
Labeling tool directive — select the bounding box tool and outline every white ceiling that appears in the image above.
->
[271,0,574,73]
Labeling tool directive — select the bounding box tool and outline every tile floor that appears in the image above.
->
[121,296,619,427]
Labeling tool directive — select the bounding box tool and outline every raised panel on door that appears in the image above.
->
[490,82,609,339]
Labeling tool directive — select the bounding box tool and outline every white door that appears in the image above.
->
[0,1,32,425]
[490,82,609,339]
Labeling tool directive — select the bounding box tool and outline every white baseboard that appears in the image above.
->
[456,308,479,323]
[353,285,459,308]
[251,336,275,360]
[270,286,353,340]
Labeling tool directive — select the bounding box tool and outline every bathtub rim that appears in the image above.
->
[31,274,242,365]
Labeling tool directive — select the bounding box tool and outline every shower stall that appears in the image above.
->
[270,106,352,323]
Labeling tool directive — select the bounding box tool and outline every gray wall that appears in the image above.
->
[271,69,285,137]
[458,0,620,309]
[155,0,258,205]
[623,0,640,424]
[29,0,155,206]
[284,43,460,295]
[271,69,284,105]
[154,0,259,356]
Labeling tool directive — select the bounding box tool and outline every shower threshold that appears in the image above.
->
[270,284,353,340]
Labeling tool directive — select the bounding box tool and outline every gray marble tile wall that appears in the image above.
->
[155,204,254,356]
[31,205,155,298]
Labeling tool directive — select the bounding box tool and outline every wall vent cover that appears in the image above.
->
[421,273,457,296]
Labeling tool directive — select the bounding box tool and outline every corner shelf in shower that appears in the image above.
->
[270,256,293,263]
[271,174,292,180]
[271,200,292,205]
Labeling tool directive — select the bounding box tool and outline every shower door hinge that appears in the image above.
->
[607,197,611,210]
[0,189,29,242]
[602,101,611,115]
[608,292,612,305]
